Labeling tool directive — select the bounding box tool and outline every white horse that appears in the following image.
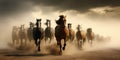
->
[27,22,34,42]
[19,25,28,47]
[12,26,19,44]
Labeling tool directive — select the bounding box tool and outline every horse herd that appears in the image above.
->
[12,16,94,55]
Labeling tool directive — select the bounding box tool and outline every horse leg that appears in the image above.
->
[34,39,38,47]
[90,40,92,47]
[63,39,66,50]
[34,38,38,52]
[80,40,82,48]
[49,37,52,44]
[88,39,90,44]
[20,38,23,47]
[83,38,86,45]
[45,37,47,44]
[13,39,15,44]
[38,39,41,51]
[77,39,79,47]
[16,39,19,44]
[57,40,62,55]
[60,44,62,55]
[24,38,27,46]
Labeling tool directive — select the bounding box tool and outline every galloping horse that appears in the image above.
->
[76,25,86,48]
[44,19,54,44]
[27,22,34,42]
[55,15,69,54]
[67,23,75,42]
[33,19,44,51]
[86,28,94,46]
[19,25,28,46]
[12,26,19,44]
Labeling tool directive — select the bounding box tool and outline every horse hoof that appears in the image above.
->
[38,48,41,51]
[59,51,62,55]
[34,50,38,53]
[63,47,65,50]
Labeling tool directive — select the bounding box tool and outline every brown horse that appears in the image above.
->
[76,25,86,48]
[86,28,94,46]
[45,19,54,44]
[67,23,75,42]
[55,15,69,55]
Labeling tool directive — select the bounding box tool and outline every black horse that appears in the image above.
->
[33,19,44,51]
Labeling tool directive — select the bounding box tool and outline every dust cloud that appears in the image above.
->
[0,10,120,56]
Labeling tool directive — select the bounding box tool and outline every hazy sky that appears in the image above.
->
[0,0,119,32]
[0,0,119,20]
[0,0,119,30]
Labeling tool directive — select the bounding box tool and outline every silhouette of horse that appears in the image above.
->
[76,25,86,48]
[33,19,44,51]
[44,19,54,44]
[55,15,69,54]
[12,26,19,44]
[19,25,28,47]
[27,22,34,42]
[67,23,75,42]
[86,28,94,46]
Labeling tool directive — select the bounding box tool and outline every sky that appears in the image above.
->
[0,0,120,49]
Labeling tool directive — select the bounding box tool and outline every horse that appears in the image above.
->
[86,28,94,46]
[44,19,54,44]
[12,26,19,44]
[76,25,86,48]
[27,22,34,42]
[67,23,75,42]
[33,19,44,51]
[55,15,69,54]
[19,25,28,47]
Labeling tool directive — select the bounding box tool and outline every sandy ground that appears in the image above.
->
[0,40,120,60]
[0,48,120,60]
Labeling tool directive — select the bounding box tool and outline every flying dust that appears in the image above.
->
[0,11,120,55]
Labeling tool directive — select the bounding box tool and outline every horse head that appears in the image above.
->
[77,25,81,31]
[68,23,72,29]
[20,25,24,30]
[87,28,92,33]
[45,19,51,27]
[29,22,34,28]
[36,19,42,28]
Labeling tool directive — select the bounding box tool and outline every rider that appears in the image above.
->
[56,15,66,27]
